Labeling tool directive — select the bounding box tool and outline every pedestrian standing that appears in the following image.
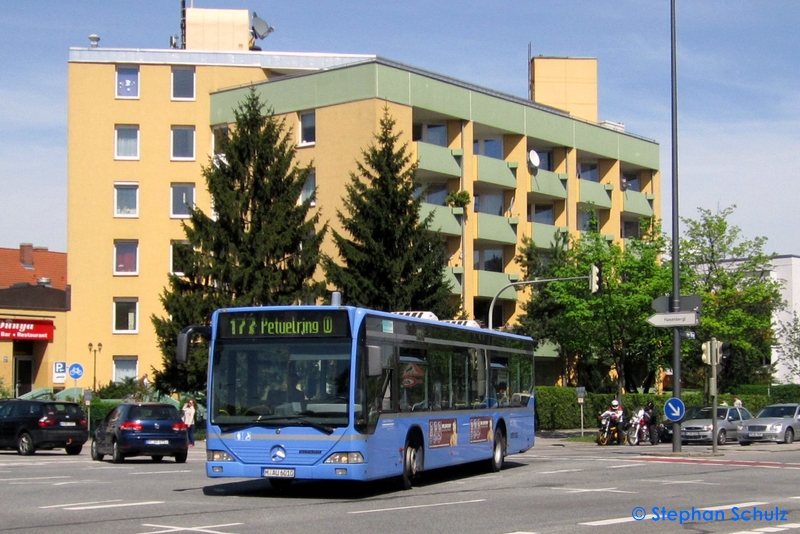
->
[182,399,197,447]
[733,396,743,408]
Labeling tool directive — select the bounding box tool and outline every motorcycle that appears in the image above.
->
[627,408,657,445]
[597,412,626,445]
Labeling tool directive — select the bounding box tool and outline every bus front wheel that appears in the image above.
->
[401,437,422,490]
[489,429,506,472]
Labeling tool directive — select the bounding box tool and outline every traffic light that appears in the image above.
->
[718,342,731,367]
[701,341,711,365]
[589,264,601,293]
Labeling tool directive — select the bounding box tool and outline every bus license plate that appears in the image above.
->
[263,468,295,478]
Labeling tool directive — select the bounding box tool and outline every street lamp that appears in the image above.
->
[88,342,102,391]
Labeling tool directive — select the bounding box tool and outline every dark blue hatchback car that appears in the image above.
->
[91,402,188,463]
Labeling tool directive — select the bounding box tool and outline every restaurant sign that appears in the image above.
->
[0,319,55,341]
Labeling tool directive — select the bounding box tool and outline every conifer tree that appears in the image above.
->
[323,108,456,318]
[151,89,327,393]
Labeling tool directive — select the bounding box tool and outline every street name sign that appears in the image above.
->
[646,311,698,328]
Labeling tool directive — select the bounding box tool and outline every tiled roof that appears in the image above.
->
[0,246,67,290]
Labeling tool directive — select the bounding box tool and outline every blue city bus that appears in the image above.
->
[177,302,535,489]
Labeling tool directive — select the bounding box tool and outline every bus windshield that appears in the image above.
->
[210,338,352,431]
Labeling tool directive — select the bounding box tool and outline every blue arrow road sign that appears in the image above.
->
[68,363,84,380]
[664,398,686,421]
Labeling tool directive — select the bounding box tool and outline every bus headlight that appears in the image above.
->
[207,450,235,461]
[324,452,364,464]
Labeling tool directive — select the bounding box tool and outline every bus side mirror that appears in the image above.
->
[177,325,210,363]
[367,345,382,377]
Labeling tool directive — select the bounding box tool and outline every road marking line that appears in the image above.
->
[65,501,164,510]
[579,502,770,526]
[349,499,486,515]
[550,487,636,494]
[130,470,191,475]
[137,522,243,534]
[0,476,70,481]
[538,469,582,474]
[698,501,768,511]
[40,500,123,509]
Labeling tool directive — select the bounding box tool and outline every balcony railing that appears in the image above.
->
[476,212,517,244]
[420,203,462,236]
[476,270,519,299]
[415,142,461,178]
[622,190,654,217]
[475,155,517,189]
[578,180,613,209]
[530,169,568,199]
[530,222,569,249]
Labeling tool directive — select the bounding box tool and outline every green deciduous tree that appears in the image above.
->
[776,312,800,383]
[515,215,672,396]
[323,107,456,319]
[151,89,327,394]
[680,205,782,391]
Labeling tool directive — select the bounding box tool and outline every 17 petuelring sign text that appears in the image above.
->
[0,319,54,341]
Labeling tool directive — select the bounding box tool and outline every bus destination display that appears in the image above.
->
[218,310,350,339]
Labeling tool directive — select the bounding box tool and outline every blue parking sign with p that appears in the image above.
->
[54,362,66,374]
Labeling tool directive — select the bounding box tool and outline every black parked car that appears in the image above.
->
[91,402,188,463]
[0,399,88,455]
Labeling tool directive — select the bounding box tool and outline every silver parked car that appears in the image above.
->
[681,405,753,445]
[737,403,800,446]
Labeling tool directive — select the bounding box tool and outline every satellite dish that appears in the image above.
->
[252,12,275,39]
[527,150,540,169]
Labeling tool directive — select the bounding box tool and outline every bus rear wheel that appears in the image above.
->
[489,429,506,472]
[401,437,422,490]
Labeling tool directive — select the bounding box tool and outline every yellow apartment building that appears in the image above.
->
[65,8,660,391]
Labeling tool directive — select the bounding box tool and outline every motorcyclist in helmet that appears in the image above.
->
[600,399,626,444]
[643,401,659,444]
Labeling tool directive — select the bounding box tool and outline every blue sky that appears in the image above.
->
[1,1,798,255]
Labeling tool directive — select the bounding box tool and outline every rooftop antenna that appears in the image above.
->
[250,12,274,50]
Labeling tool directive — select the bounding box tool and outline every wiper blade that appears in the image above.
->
[273,416,335,435]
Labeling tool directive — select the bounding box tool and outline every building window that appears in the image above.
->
[579,162,599,182]
[171,66,195,100]
[415,183,448,206]
[171,183,195,218]
[474,138,503,159]
[113,298,138,333]
[579,208,599,231]
[113,356,138,383]
[114,240,138,275]
[531,203,555,225]
[171,126,195,160]
[412,123,447,147]
[114,183,138,217]
[621,172,640,192]
[535,150,552,171]
[116,66,139,98]
[299,111,315,145]
[115,125,139,159]
[474,191,504,216]
[622,219,641,239]
[299,169,316,206]
[212,125,229,156]
[474,248,504,272]
[171,241,191,275]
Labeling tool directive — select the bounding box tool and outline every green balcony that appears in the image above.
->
[476,213,517,244]
[420,203,462,236]
[530,222,569,249]
[476,270,519,299]
[476,155,517,189]
[534,341,559,358]
[530,169,568,199]
[623,190,654,217]
[415,142,461,178]
[444,266,463,295]
[578,180,613,209]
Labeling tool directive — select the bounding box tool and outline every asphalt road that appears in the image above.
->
[1,437,799,534]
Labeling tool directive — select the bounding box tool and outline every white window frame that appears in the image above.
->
[171,126,196,161]
[170,240,191,276]
[299,111,316,146]
[113,356,138,383]
[115,125,140,160]
[114,182,139,217]
[112,298,139,334]
[113,240,139,276]
[116,65,139,99]
[170,183,195,218]
[171,66,196,101]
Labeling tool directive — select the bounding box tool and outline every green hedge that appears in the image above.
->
[534,387,776,430]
